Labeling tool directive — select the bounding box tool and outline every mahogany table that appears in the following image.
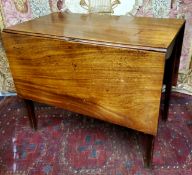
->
[2,12,185,167]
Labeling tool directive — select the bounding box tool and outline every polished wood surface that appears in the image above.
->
[2,32,165,135]
[2,13,186,167]
[4,12,185,51]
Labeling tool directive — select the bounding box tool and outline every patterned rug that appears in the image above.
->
[0,92,192,175]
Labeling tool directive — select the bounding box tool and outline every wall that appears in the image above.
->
[0,0,191,94]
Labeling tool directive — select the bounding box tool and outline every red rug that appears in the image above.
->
[0,92,192,175]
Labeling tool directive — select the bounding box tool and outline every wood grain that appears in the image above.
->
[3,12,185,51]
[2,32,165,135]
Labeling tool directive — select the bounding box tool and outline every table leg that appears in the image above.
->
[144,134,155,168]
[163,58,173,121]
[24,99,37,130]
[162,23,185,121]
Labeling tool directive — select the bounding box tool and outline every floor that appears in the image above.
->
[0,92,192,175]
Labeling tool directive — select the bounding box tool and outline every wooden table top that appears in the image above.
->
[4,12,185,52]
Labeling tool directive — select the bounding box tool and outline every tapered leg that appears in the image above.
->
[144,134,155,168]
[24,99,37,130]
[162,58,173,121]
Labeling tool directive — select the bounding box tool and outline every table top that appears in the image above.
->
[4,12,185,52]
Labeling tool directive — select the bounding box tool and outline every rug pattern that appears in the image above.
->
[0,92,192,175]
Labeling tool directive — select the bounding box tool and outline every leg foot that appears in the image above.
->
[162,83,172,121]
[24,99,37,130]
[144,134,155,168]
